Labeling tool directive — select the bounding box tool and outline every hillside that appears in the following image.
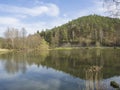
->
[39,15,120,47]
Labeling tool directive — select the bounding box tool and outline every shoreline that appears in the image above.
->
[50,47,120,50]
[0,48,12,54]
[0,47,120,52]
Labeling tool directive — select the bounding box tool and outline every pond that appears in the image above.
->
[0,49,120,90]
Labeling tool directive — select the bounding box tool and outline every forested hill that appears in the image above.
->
[39,15,120,47]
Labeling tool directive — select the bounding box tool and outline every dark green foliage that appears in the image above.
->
[39,15,120,47]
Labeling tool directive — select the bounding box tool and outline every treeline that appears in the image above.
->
[39,15,120,47]
[0,27,49,50]
[0,15,120,49]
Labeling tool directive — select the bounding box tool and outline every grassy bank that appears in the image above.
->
[0,48,12,54]
[50,47,120,50]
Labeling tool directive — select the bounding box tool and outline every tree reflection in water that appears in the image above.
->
[84,49,103,90]
[85,65,103,90]
[0,50,49,74]
[0,49,120,90]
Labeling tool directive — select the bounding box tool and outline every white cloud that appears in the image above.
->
[45,4,60,16]
[0,2,61,37]
[0,17,19,25]
[17,17,70,34]
[0,0,108,37]
[0,15,71,37]
[0,3,60,17]
[0,16,20,37]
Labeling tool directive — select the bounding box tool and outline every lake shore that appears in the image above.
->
[0,47,120,52]
[51,47,120,50]
[0,48,12,54]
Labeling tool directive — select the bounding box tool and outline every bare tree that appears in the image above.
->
[103,0,120,17]
[21,27,27,38]
[20,28,27,49]
[4,28,19,49]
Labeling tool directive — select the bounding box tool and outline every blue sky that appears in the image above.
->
[0,0,105,37]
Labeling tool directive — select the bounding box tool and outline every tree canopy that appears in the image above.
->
[39,15,120,47]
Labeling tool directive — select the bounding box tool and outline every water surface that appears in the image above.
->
[0,49,120,90]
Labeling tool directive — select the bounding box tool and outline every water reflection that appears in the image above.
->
[0,50,49,74]
[84,49,103,90]
[0,49,120,90]
[85,65,103,90]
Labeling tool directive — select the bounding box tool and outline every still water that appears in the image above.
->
[0,49,120,90]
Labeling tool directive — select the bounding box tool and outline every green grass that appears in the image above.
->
[50,46,120,50]
[0,48,12,54]
[0,48,9,51]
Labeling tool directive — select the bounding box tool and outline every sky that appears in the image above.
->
[0,0,106,37]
